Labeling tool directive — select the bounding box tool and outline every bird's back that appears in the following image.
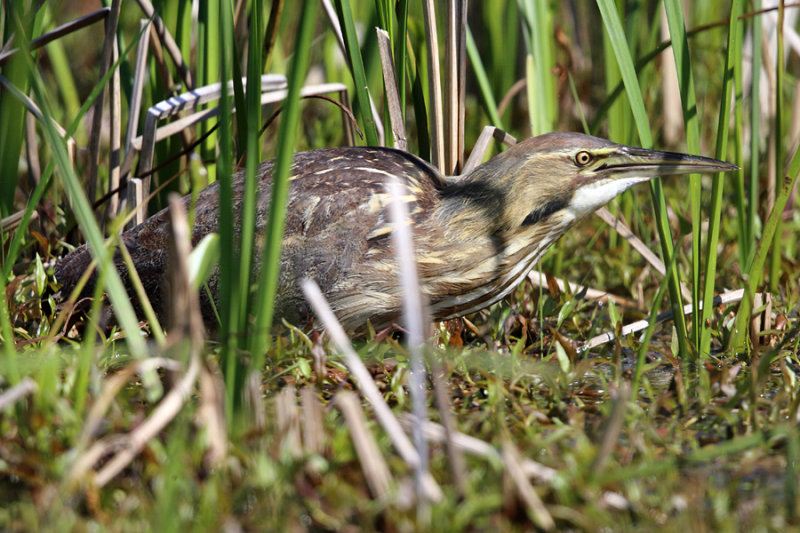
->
[55,146,447,332]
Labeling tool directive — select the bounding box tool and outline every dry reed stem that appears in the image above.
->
[595,206,692,302]
[276,388,301,459]
[462,126,518,175]
[0,208,39,233]
[86,0,121,207]
[134,0,194,89]
[198,361,227,467]
[502,441,555,531]
[300,279,443,502]
[301,387,324,455]
[0,378,38,410]
[107,38,122,218]
[0,8,110,66]
[376,29,408,151]
[388,178,431,516]
[590,383,630,473]
[75,357,184,451]
[527,270,638,308]
[24,110,41,186]
[444,0,467,174]
[583,288,747,350]
[68,197,207,487]
[119,19,153,189]
[92,352,200,487]
[422,0,445,171]
[246,370,267,432]
[336,390,394,501]
[430,358,468,497]
[398,414,557,483]
[319,0,385,144]
[750,292,774,347]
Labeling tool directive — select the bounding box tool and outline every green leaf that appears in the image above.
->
[607,300,621,331]
[556,296,578,329]
[34,254,46,298]
[555,340,570,374]
[297,357,312,379]
[188,233,220,289]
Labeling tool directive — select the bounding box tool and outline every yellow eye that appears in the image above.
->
[575,151,592,166]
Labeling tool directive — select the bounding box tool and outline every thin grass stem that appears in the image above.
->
[334,0,380,146]
[768,1,785,293]
[595,0,690,358]
[249,1,320,362]
[699,0,743,358]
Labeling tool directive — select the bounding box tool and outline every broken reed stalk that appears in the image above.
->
[376,28,408,151]
[301,387,324,455]
[336,390,394,501]
[300,279,443,502]
[398,414,557,482]
[502,441,555,531]
[387,178,430,517]
[276,388,301,459]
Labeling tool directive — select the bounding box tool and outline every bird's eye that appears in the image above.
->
[575,151,592,166]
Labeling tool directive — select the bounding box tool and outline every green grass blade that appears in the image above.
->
[334,0,380,146]
[43,29,81,134]
[74,265,110,414]
[374,0,391,34]
[594,0,652,145]
[729,138,800,355]
[747,0,763,264]
[394,0,408,121]
[216,0,241,414]
[734,6,753,269]
[242,0,266,376]
[768,2,785,293]
[601,4,631,144]
[198,0,220,181]
[409,50,431,158]
[699,0,743,357]
[518,0,555,135]
[249,1,320,361]
[595,0,689,358]
[0,271,19,384]
[231,41,247,160]
[601,5,631,253]
[597,430,773,484]
[465,28,503,129]
[633,237,682,397]
[0,4,35,219]
[663,0,703,350]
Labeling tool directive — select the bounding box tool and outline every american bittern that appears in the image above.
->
[56,132,735,335]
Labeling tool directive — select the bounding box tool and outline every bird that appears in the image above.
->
[55,132,736,336]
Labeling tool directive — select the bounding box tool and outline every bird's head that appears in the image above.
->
[442,132,737,238]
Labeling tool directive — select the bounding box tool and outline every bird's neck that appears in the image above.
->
[424,159,577,319]
[436,155,525,239]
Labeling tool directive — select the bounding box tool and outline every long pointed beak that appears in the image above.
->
[597,146,739,179]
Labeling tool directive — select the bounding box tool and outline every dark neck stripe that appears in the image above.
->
[522,197,568,226]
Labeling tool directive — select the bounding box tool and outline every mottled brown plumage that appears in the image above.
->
[55,132,735,335]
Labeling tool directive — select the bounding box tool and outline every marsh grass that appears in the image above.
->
[1,1,800,530]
